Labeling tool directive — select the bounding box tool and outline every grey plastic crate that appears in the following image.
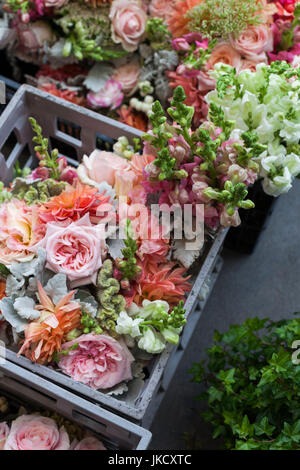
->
[0,361,151,449]
[0,85,228,423]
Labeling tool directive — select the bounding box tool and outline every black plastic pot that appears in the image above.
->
[225,181,277,254]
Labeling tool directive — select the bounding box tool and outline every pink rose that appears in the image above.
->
[149,0,171,20]
[74,437,106,450]
[229,25,273,60]
[0,422,9,450]
[31,213,107,287]
[44,0,68,7]
[58,334,134,389]
[17,20,56,53]
[79,150,131,187]
[109,0,147,52]
[4,415,70,450]
[113,61,141,95]
[207,42,242,71]
[87,78,124,110]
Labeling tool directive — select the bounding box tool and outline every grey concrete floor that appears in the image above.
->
[150,179,300,450]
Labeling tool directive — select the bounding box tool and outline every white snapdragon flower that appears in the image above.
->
[280,120,300,145]
[262,167,292,197]
[138,328,166,354]
[116,311,143,338]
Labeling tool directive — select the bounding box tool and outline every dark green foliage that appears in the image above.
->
[190,316,300,450]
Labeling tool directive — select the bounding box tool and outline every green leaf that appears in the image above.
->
[0,263,10,277]
[254,417,276,437]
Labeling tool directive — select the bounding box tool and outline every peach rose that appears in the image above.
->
[74,437,106,450]
[229,25,273,60]
[58,333,134,389]
[207,42,242,71]
[78,150,131,187]
[0,199,44,266]
[4,415,70,450]
[31,213,107,288]
[109,0,147,52]
[113,61,141,95]
[149,0,170,20]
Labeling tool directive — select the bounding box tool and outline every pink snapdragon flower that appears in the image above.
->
[58,334,134,389]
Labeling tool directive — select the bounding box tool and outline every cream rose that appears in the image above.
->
[109,0,147,52]
[78,149,131,188]
[113,61,141,95]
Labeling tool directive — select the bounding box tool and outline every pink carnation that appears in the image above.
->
[4,415,70,450]
[74,437,106,450]
[87,79,124,110]
[31,213,107,288]
[58,334,134,389]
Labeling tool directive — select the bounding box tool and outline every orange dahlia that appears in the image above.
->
[133,259,191,307]
[39,83,85,106]
[118,106,148,132]
[167,0,203,38]
[18,282,82,365]
[38,182,112,224]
